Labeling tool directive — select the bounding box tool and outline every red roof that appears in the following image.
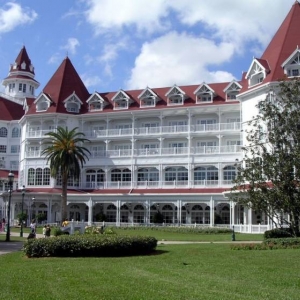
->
[26,57,90,115]
[261,1,300,82]
[0,96,24,120]
[10,46,34,75]
[241,1,300,93]
[16,187,228,195]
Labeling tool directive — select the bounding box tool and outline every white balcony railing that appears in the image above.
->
[83,179,235,189]
[25,145,241,160]
[26,122,241,139]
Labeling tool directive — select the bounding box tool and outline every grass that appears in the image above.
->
[0,243,299,299]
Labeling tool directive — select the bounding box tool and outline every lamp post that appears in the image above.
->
[5,172,14,242]
[31,197,35,222]
[20,185,25,237]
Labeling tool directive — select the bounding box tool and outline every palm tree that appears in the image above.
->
[42,126,91,222]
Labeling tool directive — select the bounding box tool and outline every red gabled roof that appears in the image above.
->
[0,96,24,120]
[26,57,90,115]
[10,46,34,75]
[240,1,300,93]
[261,1,300,83]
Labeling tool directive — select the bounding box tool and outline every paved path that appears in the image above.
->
[0,232,44,256]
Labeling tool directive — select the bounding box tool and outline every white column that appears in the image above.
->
[210,197,214,227]
[88,198,93,225]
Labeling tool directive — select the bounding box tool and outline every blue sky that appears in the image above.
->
[0,0,296,95]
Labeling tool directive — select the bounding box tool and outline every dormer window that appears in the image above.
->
[194,83,215,104]
[138,88,158,108]
[165,85,185,106]
[282,48,300,78]
[223,81,242,101]
[87,93,107,112]
[246,59,268,87]
[34,94,52,112]
[112,90,132,110]
[63,92,82,114]
[21,61,26,70]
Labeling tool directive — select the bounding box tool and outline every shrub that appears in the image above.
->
[231,238,300,250]
[264,228,292,239]
[112,226,232,235]
[23,235,157,258]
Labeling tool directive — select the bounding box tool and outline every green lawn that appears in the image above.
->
[0,243,298,299]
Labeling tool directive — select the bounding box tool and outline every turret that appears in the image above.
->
[2,46,40,100]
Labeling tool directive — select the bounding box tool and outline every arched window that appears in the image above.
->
[223,165,237,182]
[28,168,35,186]
[134,204,144,210]
[35,168,43,185]
[106,204,116,222]
[0,127,7,137]
[194,166,218,183]
[137,167,159,182]
[12,127,20,138]
[43,168,50,185]
[165,167,188,182]
[86,169,105,188]
[111,168,131,182]
[192,205,203,210]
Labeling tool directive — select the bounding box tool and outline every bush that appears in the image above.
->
[231,238,300,250]
[113,226,232,235]
[53,227,69,236]
[264,228,292,239]
[23,235,157,258]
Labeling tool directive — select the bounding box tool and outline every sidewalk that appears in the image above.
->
[0,232,44,256]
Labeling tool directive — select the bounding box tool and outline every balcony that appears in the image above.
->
[26,122,241,139]
[83,180,234,189]
[25,145,242,160]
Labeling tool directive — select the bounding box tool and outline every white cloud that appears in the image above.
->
[47,53,61,65]
[126,32,235,89]
[169,0,294,51]
[97,38,128,77]
[84,0,170,34]
[61,38,80,55]
[0,2,37,34]
[81,73,102,89]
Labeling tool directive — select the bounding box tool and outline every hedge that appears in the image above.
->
[263,228,292,239]
[111,226,232,234]
[23,235,157,258]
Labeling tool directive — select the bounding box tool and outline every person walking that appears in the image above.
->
[30,219,36,235]
[43,225,47,238]
[45,225,51,238]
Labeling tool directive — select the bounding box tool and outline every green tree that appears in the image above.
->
[42,127,91,222]
[231,78,300,236]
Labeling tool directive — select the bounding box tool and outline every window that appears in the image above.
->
[0,127,8,137]
[66,103,79,113]
[12,127,20,138]
[19,83,22,92]
[194,166,218,182]
[86,169,105,188]
[37,102,48,112]
[0,145,7,153]
[292,69,299,76]
[22,84,26,93]
[111,168,131,182]
[11,145,20,153]
[27,167,50,186]
[9,83,15,93]
[223,166,237,182]
[165,167,188,182]
[138,168,159,182]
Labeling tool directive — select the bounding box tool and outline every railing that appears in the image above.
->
[25,145,242,159]
[83,180,234,189]
[26,122,241,138]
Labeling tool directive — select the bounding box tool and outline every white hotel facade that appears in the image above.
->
[1,2,300,232]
